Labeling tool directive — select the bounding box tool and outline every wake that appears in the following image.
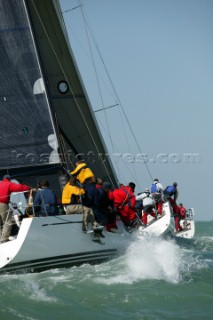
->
[94,235,195,284]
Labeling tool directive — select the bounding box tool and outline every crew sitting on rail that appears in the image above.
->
[62,176,102,233]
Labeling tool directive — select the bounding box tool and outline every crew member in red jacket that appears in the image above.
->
[0,175,31,242]
[178,203,186,219]
[112,182,137,227]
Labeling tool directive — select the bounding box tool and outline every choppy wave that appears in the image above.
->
[94,236,182,284]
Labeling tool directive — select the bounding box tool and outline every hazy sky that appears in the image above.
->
[60,0,213,221]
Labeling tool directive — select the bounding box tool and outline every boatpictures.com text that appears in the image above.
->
[11,150,201,165]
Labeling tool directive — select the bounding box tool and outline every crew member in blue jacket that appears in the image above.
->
[84,176,106,226]
[33,180,58,216]
[164,182,182,232]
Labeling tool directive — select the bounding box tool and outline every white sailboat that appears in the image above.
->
[0,187,171,273]
[0,0,172,273]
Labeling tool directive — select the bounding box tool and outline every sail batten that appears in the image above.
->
[0,26,28,32]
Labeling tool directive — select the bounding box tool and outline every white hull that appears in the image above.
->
[0,215,118,273]
[176,219,195,239]
[0,202,172,273]
[166,208,195,239]
[139,201,171,236]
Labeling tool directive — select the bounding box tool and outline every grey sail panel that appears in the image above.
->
[25,0,118,187]
[0,0,60,170]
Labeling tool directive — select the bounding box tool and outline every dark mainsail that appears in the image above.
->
[0,0,118,188]
[0,0,60,170]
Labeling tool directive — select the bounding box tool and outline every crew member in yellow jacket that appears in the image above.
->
[62,176,102,233]
[70,160,94,185]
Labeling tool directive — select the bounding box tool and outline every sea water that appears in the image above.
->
[0,221,212,320]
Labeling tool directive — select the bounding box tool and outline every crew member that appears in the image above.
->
[99,181,118,232]
[0,175,31,242]
[96,178,103,189]
[112,182,137,228]
[164,182,182,232]
[84,176,106,226]
[136,189,156,226]
[178,203,186,219]
[33,180,58,216]
[62,176,102,232]
[150,178,164,215]
[70,160,94,186]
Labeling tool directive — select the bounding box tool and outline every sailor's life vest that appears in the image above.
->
[70,162,94,184]
[151,183,162,202]
[113,186,135,210]
[164,185,176,197]
[151,183,157,193]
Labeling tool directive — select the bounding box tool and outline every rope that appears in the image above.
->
[72,2,153,184]
[78,1,116,157]
[94,117,142,187]
[74,6,141,187]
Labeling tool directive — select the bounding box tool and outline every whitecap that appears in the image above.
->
[94,235,193,285]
